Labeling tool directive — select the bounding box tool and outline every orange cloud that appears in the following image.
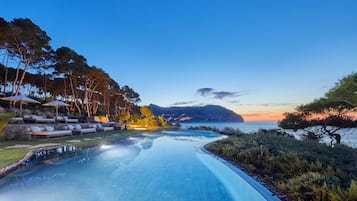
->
[241,112,284,122]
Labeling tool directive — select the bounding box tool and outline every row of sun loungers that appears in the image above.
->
[29,125,73,138]
[28,123,116,138]
[23,115,56,123]
[10,115,79,124]
[54,116,79,123]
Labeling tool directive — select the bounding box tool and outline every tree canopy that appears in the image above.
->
[279,72,357,145]
[0,17,141,121]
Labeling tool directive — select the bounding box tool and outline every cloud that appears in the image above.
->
[229,100,240,104]
[241,112,284,121]
[212,91,238,99]
[196,88,214,96]
[196,88,239,100]
[242,103,296,107]
[171,101,196,106]
[241,113,263,117]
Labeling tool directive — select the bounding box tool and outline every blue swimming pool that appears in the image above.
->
[0,130,279,201]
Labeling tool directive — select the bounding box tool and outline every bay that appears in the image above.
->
[181,121,357,148]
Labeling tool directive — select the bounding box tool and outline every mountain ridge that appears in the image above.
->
[149,104,244,123]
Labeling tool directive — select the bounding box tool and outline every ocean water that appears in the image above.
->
[181,121,357,148]
[181,121,279,133]
[0,130,278,201]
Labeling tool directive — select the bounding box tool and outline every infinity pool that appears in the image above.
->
[0,130,278,201]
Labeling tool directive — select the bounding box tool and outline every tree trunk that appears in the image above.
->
[12,59,22,95]
[333,134,341,144]
[322,126,341,146]
[84,81,90,117]
[63,77,67,100]
[63,77,69,113]
[69,75,81,114]
[15,59,30,96]
[2,53,9,95]
[43,72,47,100]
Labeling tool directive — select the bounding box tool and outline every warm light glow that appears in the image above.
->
[243,115,283,122]
[101,144,111,149]
[241,111,285,122]
[233,104,296,122]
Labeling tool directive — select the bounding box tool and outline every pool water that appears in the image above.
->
[0,130,276,201]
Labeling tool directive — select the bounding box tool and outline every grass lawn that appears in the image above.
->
[0,130,140,170]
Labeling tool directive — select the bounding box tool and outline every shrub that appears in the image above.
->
[329,180,357,201]
[207,131,357,201]
[0,113,15,141]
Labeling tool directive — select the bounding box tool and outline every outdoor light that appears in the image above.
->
[101,144,110,149]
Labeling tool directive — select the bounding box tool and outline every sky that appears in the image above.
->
[1,0,356,121]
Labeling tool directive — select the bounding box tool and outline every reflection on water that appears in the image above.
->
[0,131,273,201]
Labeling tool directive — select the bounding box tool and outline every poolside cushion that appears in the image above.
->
[31,115,39,119]
[60,125,69,130]
[74,124,81,130]
[45,126,55,132]
[31,126,42,132]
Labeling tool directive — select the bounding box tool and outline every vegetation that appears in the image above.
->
[0,113,14,140]
[0,130,139,169]
[128,106,170,129]
[0,17,140,120]
[188,126,221,133]
[207,130,357,201]
[279,72,357,145]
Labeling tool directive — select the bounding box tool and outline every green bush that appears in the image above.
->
[329,180,357,201]
[207,131,357,201]
[0,113,14,141]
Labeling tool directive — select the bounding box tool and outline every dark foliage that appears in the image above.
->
[207,130,357,201]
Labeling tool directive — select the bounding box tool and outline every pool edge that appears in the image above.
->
[202,145,284,201]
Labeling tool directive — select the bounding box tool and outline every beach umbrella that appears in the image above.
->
[0,95,40,115]
[43,100,70,116]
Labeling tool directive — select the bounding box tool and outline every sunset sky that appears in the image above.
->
[2,0,357,121]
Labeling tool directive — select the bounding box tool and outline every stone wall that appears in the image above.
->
[3,124,32,140]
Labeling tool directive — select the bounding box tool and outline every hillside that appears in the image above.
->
[149,104,244,123]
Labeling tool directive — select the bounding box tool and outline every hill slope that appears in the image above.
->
[149,104,244,123]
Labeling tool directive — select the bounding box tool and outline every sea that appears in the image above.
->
[181,121,357,148]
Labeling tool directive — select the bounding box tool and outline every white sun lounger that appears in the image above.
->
[92,123,114,132]
[69,124,96,135]
[30,125,72,138]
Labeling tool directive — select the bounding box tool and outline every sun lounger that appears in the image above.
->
[9,117,24,123]
[109,122,122,130]
[66,118,79,123]
[55,116,79,123]
[24,115,56,124]
[70,124,96,135]
[29,125,72,138]
[92,123,114,132]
